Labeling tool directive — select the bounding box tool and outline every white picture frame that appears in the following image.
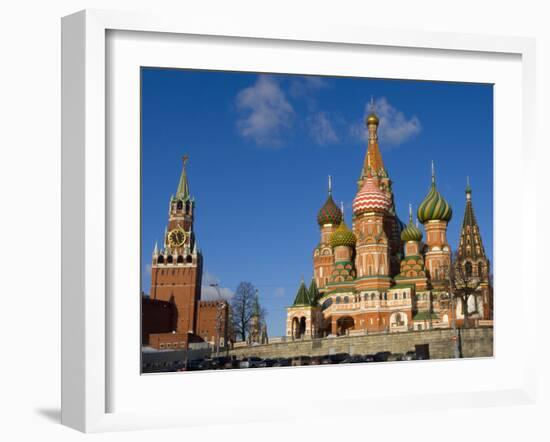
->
[61,9,537,433]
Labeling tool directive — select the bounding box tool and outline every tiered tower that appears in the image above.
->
[357,104,404,276]
[456,178,492,318]
[352,170,392,290]
[150,155,203,335]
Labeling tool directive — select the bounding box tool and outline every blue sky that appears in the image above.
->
[141,68,493,337]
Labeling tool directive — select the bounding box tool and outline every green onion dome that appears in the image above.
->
[417,181,452,223]
[330,220,357,248]
[401,218,423,242]
[317,194,343,226]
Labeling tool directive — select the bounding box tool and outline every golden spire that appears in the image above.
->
[363,98,384,176]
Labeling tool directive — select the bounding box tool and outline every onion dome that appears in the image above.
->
[317,175,343,226]
[366,112,379,126]
[330,219,357,248]
[352,175,392,215]
[401,204,423,242]
[417,162,452,223]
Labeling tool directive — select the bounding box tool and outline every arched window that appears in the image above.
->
[465,261,472,277]
[176,200,183,211]
[478,262,483,277]
[364,293,369,301]
[157,255,164,264]
[383,293,387,300]
[186,255,193,263]
[185,201,190,214]
[177,255,184,264]
[335,296,341,304]
[371,293,376,301]
[322,298,333,311]
[403,292,407,299]
[167,255,173,264]
[343,296,349,303]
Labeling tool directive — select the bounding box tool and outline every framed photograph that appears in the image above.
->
[61,9,537,433]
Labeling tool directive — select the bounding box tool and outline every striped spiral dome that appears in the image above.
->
[353,176,392,215]
[401,219,423,242]
[317,194,343,226]
[330,220,357,248]
[417,182,452,223]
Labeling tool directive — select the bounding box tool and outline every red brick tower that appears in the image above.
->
[150,155,203,336]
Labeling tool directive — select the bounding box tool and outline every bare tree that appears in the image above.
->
[230,282,257,342]
[448,251,482,328]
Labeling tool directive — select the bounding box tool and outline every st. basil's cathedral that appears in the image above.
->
[286,109,493,339]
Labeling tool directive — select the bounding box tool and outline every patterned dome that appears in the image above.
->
[330,220,357,248]
[353,176,392,215]
[317,194,342,226]
[401,219,423,242]
[417,181,452,223]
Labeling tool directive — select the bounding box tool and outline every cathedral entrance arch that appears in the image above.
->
[336,316,354,336]
[291,316,307,339]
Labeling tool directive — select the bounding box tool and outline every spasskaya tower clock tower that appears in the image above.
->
[150,155,203,336]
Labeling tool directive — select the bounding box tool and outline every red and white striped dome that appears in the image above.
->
[353,177,392,215]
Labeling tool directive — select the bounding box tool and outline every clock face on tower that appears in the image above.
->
[168,227,187,247]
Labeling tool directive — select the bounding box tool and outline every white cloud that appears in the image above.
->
[236,75,294,146]
[273,287,286,298]
[307,112,339,145]
[289,75,329,98]
[201,271,234,301]
[353,97,421,146]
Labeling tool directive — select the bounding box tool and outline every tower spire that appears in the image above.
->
[176,154,190,199]
[408,202,413,222]
[458,180,486,260]
[466,176,472,200]
[328,175,332,195]
[362,97,385,180]
[431,160,436,184]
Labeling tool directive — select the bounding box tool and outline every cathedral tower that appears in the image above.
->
[352,170,392,290]
[396,204,429,288]
[456,178,492,318]
[417,162,452,287]
[314,176,342,289]
[150,155,203,335]
[357,103,404,277]
[329,204,357,283]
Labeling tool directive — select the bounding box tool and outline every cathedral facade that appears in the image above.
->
[287,110,492,339]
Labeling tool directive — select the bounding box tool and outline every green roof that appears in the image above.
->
[413,311,439,321]
[308,279,320,306]
[292,280,312,307]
